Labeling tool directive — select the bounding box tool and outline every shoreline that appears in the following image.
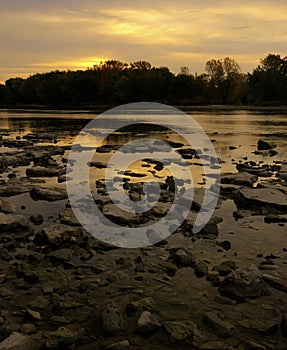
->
[1,104,287,115]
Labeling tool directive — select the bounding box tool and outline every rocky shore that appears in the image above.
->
[0,126,287,350]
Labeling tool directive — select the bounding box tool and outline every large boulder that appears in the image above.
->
[218,266,271,302]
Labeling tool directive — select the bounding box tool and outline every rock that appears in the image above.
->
[59,208,80,226]
[101,305,125,334]
[269,149,278,157]
[29,214,43,226]
[262,274,287,293]
[203,312,234,337]
[30,187,67,201]
[216,240,231,251]
[162,320,195,344]
[169,248,195,267]
[26,166,63,177]
[47,248,73,263]
[213,261,236,276]
[257,140,276,150]
[200,341,234,349]
[234,187,287,214]
[34,224,83,248]
[21,324,36,335]
[264,214,287,224]
[125,297,156,315]
[280,314,287,338]
[0,198,16,214]
[137,311,160,335]
[0,213,29,233]
[278,164,287,181]
[26,309,42,321]
[221,172,257,187]
[0,332,40,350]
[193,260,208,278]
[218,266,271,302]
[237,318,279,335]
[0,247,12,261]
[0,178,44,197]
[104,340,130,350]
[236,164,272,177]
[45,326,84,348]
[238,340,268,350]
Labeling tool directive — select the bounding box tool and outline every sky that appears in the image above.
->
[1,0,287,83]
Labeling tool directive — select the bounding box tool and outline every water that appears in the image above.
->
[1,107,286,164]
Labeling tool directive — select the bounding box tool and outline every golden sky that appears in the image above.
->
[1,0,287,83]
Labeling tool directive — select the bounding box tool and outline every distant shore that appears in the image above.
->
[1,104,287,114]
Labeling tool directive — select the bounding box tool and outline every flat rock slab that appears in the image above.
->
[221,172,257,187]
[26,166,64,177]
[234,187,287,213]
[0,213,29,232]
[30,187,67,201]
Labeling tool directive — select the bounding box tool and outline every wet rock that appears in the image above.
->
[137,311,160,335]
[30,186,67,201]
[169,248,195,267]
[88,161,108,168]
[264,214,287,224]
[203,312,234,337]
[257,140,276,150]
[162,320,195,344]
[0,332,40,350]
[26,166,63,177]
[219,266,271,302]
[0,198,16,214]
[221,172,257,187]
[29,214,44,226]
[59,208,80,226]
[234,187,287,214]
[0,153,32,171]
[0,213,29,233]
[104,340,130,350]
[200,341,234,349]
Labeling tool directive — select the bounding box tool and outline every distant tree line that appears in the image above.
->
[1,54,287,107]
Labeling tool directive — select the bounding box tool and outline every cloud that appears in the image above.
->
[0,1,286,82]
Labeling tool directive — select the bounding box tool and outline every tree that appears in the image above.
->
[205,57,243,104]
[248,54,287,104]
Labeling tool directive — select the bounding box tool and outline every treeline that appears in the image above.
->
[1,54,287,107]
